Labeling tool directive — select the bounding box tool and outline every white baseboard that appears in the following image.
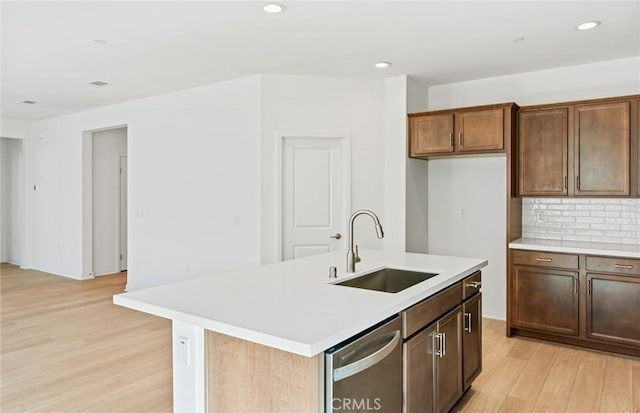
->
[482,311,506,321]
[29,266,90,280]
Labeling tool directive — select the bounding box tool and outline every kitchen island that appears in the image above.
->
[113,250,487,412]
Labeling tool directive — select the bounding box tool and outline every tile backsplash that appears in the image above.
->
[522,198,640,245]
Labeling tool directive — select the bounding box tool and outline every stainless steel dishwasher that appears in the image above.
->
[325,316,402,412]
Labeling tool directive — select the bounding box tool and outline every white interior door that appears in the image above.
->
[282,136,349,261]
[119,155,128,271]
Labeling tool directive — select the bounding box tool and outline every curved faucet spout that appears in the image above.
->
[346,209,384,273]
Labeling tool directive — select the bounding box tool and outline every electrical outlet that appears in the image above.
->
[177,336,189,365]
[460,209,467,219]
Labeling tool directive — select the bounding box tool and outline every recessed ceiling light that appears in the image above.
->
[93,39,107,45]
[374,61,392,69]
[576,21,601,31]
[87,80,110,87]
[263,3,285,13]
[17,99,38,105]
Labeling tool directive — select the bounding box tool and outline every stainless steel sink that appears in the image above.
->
[335,268,439,293]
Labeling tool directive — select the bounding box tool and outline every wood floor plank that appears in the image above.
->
[565,350,607,413]
[633,360,640,413]
[505,342,559,412]
[599,355,634,413]
[531,391,570,413]
[539,345,583,397]
[0,264,172,412]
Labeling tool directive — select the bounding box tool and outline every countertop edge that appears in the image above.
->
[509,238,640,259]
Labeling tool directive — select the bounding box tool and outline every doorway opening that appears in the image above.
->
[82,126,128,278]
[1,137,24,266]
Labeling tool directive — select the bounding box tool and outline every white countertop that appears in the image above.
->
[509,238,640,259]
[113,250,486,357]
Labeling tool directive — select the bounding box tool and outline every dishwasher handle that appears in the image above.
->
[333,330,401,382]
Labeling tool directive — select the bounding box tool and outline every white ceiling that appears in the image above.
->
[2,1,639,120]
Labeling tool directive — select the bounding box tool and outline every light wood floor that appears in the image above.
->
[453,318,640,413]
[2,264,639,413]
[1,263,172,412]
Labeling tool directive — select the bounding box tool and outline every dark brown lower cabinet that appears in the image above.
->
[403,272,482,413]
[435,307,463,413]
[509,249,640,357]
[403,306,463,413]
[587,273,640,346]
[403,324,435,413]
[462,293,482,390]
[512,266,579,336]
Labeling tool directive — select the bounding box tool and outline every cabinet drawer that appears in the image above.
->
[512,249,579,270]
[586,256,640,275]
[462,271,482,300]
[402,282,461,339]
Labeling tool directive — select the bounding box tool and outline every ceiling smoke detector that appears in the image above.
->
[18,99,38,105]
[87,80,110,87]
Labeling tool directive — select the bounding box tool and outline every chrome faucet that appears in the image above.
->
[346,209,384,273]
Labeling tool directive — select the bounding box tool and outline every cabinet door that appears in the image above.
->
[403,324,435,413]
[587,273,640,346]
[518,108,568,196]
[409,114,454,156]
[575,102,630,196]
[512,266,579,336]
[435,307,462,413]
[455,108,504,152]
[462,293,482,390]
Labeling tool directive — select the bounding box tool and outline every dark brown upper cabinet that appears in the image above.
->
[574,102,630,196]
[517,95,639,197]
[409,113,455,155]
[408,103,517,158]
[519,108,568,196]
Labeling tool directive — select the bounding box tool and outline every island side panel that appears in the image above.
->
[206,330,324,413]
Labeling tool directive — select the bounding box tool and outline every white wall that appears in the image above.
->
[1,138,24,264]
[92,127,127,276]
[383,76,409,253]
[426,57,640,320]
[29,75,262,289]
[1,118,29,140]
[428,157,507,319]
[260,75,387,264]
[405,77,429,253]
[428,56,640,109]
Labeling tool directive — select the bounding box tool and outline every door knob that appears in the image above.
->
[330,233,342,240]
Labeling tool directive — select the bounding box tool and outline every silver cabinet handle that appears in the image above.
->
[449,133,454,147]
[464,313,472,333]
[333,331,400,382]
[442,332,446,357]
[573,278,578,294]
[330,233,342,240]
[434,333,443,358]
[615,264,633,269]
[459,132,463,147]
[434,332,446,358]
[536,257,552,262]
[465,281,481,289]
